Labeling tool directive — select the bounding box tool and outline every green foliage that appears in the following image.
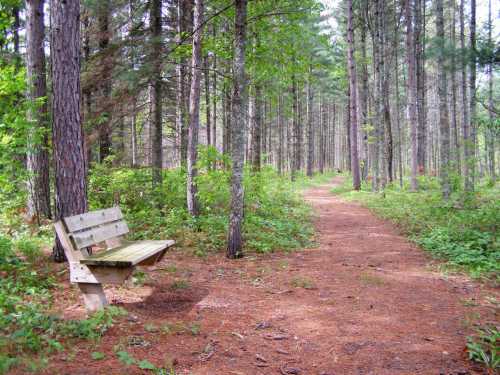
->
[333,176,499,281]
[0,246,127,373]
[91,351,106,361]
[88,148,315,256]
[466,325,499,371]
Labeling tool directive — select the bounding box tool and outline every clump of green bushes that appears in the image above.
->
[88,146,315,256]
[0,234,127,374]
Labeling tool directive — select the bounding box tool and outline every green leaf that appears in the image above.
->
[116,351,135,366]
[91,351,105,360]
[138,359,156,370]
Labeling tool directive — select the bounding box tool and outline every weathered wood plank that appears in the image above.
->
[64,207,124,232]
[80,240,175,267]
[71,220,129,249]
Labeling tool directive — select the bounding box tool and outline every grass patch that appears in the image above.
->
[332,176,499,283]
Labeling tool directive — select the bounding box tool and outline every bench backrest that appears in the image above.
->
[63,207,129,250]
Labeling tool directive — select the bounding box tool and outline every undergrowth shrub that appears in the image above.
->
[0,235,127,374]
[88,147,315,255]
[333,176,499,281]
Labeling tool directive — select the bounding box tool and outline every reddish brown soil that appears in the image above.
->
[27,177,498,375]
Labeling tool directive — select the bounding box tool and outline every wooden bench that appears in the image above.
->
[54,207,174,312]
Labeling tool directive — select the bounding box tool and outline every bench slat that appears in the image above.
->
[71,220,129,249]
[64,207,124,232]
[80,240,175,267]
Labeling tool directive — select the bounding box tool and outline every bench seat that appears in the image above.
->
[80,240,175,268]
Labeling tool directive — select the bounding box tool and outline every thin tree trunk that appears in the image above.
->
[277,93,284,175]
[26,0,51,221]
[251,84,262,171]
[291,76,299,180]
[360,13,369,181]
[227,0,247,259]
[187,0,203,216]
[204,55,211,147]
[415,0,426,174]
[487,0,495,181]
[177,0,188,165]
[460,0,471,191]
[51,0,88,261]
[212,39,217,148]
[468,0,477,191]
[347,0,360,190]
[436,0,451,199]
[306,66,314,177]
[150,0,163,186]
[450,1,460,173]
[97,0,112,162]
[405,0,419,191]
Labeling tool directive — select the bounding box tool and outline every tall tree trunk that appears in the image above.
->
[306,66,314,177]
[460,0,471,191]
[450,1,460,173]
[51,0,88,261]
[359,13,369,181]
[12,6,20,67]
[187,0,203,216]
[468,0,476,191]
[204,54,211,146]
[291,76,299,180]
[487,0,495,181]
[26,0,51,221]
[277,93,284,175]
[131,98,138,167]
[415,0,426,174]
[436,0,451,199]
[405,0,418,191]
[212,36,217,148]
[347,0,360,190]
[251,84,262,172]
[97,0,112,162]
[150,0,163,186]
[227,0,247,259]
[177,0,188,165]
[319,92,325,174]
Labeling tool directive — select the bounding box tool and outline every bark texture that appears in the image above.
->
[150,0,163,186]
[227,0,247,259]
[187,0,204,216]
[26,0,51,220]
[51,0,88,261]
[347,0,360,190]
[405,0,419,191]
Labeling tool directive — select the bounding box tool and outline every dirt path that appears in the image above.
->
[42,177,497,375]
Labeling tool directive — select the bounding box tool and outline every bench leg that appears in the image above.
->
[78,283,108,312]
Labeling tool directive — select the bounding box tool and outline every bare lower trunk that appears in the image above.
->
[187,0,204,216]
[227,0,247,259]
[26,0,51,221]
[306,66,314,177]
[150,0,163,187]
[277,93,283,175]
[436,0,451,199]
[347,0,360,190]
[251,84,262,172]
[97,0,112,162]
[468,0,476,191]
[51,0,88,261]
[405,0,418,191]
[204,54,211,146]
[460,0,471,191]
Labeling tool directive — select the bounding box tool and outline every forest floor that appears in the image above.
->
[33,176,498,375]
